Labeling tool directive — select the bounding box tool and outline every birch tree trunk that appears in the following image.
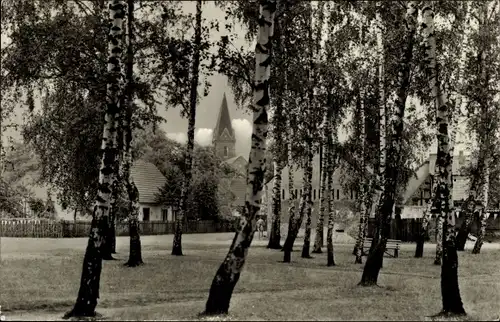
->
[268,159,282,249]
[368,3,387,254]
[457,4,488,252]
[268,20,285,248]
[172,0,202,256]
[203,0,275,315]
[123,0,142,267]
[473,161,489,254]
[421,3,466,315]
[417,0,471,259]
[313,119,329,253]
[311,1,326,255]
[326,120,336,266]
[434,116,458,263]
[415,183,438,257]
[63,0,125,317]
[301,4,316,260]
[301,136,314,258]
[434,213,444,264]
[360,1,418,286]
[283,157,309,262]
[354,91,369,264]
[282,117,296,259]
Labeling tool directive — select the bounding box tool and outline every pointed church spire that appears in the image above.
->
[213,93,236,160]
[213,93,235,141]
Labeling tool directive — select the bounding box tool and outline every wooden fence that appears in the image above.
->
[0,219,235,238]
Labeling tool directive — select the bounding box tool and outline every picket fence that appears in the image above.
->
[2,215,499,241]
[0,219,235,238]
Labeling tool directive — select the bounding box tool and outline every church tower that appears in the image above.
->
[213,93,236,160]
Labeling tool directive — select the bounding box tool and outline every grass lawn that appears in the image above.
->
[1,233,499,321]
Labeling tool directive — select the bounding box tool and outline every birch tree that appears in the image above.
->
[203,0,276,315]
[456,1,500,252]
[122,0,143,267]
[63,0,126,317]
[360,1,418,286]
[421,2,466,316]
[171,0,203,256]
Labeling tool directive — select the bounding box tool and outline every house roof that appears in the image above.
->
[402,161,430,204]
[403,152,473,204]
[428,153,470,176]
[130,160,167,204]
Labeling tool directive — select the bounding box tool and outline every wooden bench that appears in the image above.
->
[362,238,401,258]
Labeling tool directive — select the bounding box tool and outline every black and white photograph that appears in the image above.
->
[1,0,499,320]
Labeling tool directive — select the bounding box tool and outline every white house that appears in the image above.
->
[130,160,174,222]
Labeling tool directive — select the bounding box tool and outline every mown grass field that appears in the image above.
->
[1,233,499,321]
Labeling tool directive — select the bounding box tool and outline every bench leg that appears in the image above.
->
[394,249,399,258]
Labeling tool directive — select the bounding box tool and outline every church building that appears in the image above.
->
[212,93,248,209]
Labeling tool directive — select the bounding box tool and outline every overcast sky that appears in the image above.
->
[1,2,257,157]
[1,1,473,160]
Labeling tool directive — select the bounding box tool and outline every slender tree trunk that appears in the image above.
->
[203,1,275,315]
[172,0,202,256]
[63,1,125,317]
[268,160,282,249]
[325,119,336,266]
[123,0,143,267]
[311,1,326,255]
[472,209,487,254]
[313,133,328,254]
[368,2,387,256]
[450,1,472,251]
[415,184,438,258]
[301,139,314,258]
[125,183,142,266]
[326,209,335,266]
[455,195,477,251]
[434,214,444,265]
[421,4,465,315]
[110,214,116,253]
[282,117,296,259]
[360,2,418,286]
[354,91,369,264]
[301,3,316,259]
[457,8,490,253]
[283,169,309,262]
[473,162,489,254]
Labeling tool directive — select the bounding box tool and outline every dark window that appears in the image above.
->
[350,190,353,199]
[300,189,303,197]
[224,146,229,157]
[295,189,298,199]
[337,189,340,200]
[282,189,285,200]
[162,208,168,222]
[355,191,358,199]
[143,207,150,222]
[332,189,335,199]
[313,189,316,200]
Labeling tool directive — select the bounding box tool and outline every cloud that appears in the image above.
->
[167,119,253,156]
[195,128,213,146]
[167,129,213,147]
[231,118,252,156]
[166,132,187,144]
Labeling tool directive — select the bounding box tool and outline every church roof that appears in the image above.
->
[213,93,235,141]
